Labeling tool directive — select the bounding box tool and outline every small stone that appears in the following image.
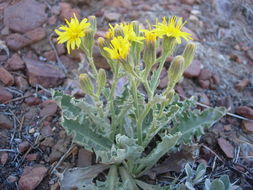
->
[7,175,18,183]
[29,128,35,134]
[217,138,234,159]
[158,68,168,89]
[41,125,52,136]
[25,96,42,106]
[183,60,201,78]
[6,27,46,51]
[77,148,92,167]
[246,49,253,61]
[0,152,8,165]
[26,153,38,161]
[6,53,25,71]
[241,121,253,134]
[48,16,57,25]
[18,141,30,153]
[0,67,14,85]
[24,57,65,88]
[211,74,220,85]
[44,51,56,62]
[0,87,13,103]
[104,12,121,21]
[235,79,250,91]
[180,0,196,5]
[197,93,210,106]
[104,0,132,8]
[93,46,110,69]
[59,3,80,21]
[15,76,29,91]
[40,100,58,117]
[0,114,13,129]
[198,69,212,81]
[56,44,66,55]
[236,106,253,120]
[217,96,234,112]
[175,85,186,99]
[224,124,232,131]
[198,79,210,89]
[40,137,54,147]
[19,166,48,190]
[4,0,47,33]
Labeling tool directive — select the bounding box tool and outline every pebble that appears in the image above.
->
[0,66,14,86]
[158,68,168,89]
[180,0,197,5]
[217,138,234,159]
[241,121,253,134]
[15,76,29,91]
[4,0,47,33]
[59,2,80,21]
[198,69,212,81]
[0,114,13,129]
[26,153,38,161]
[40,100,58,117]
[0,152,8,165]
[197,93,210,106]
[235,106,253,120]
[25,96,42,106]
[93,46,110,69]
[7,175,18,183]
[104,12,121,21]
[6,27,46,51]
[24,57,65,88]
[198,79,210,89]
[235,79,250,91]
[0,87,13,103]
[6,53,25,71]
[19,166,48,190]
[77,148,92,167]
[183,60,201,78]
[18,141,30,153]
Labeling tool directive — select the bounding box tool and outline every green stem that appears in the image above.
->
[87,55,98,77]
[131,77,140,118]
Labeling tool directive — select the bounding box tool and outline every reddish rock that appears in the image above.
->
[224,124,232,131]
[217,138,234,159]
[25,96,42,106]
[183,60,201,78]
[40,100,58,117]
[211,74,220,85]
[48,15,57,25]
[24,57,65,88]
[198,69,212,81]
[236,106,253,120]
[0,114,13,129]
[104,0,132,8]
[241,121,253,134]
[6,53,25,71]
[59,3,80,21]
[198,79,210,89]
[0,67,14,86]
[246,49,253,61]
[0,87,13,103]
[19,166,47,190]
[235,79,250,91]
[15,76,29,91]
[158,68,168,89]
[44,51,56,62]
[4,0,47,33]
[6,27,46,51]
[77,148,92,167]
[175,85,186,98]
[217,96,234,112]
[93,46,110,69]
[104,12,121,22]
[0,152,8,165]
[197,93,210,106]
[41,125,52,136]
[56,44,66,55]
[18,141,30,153]
[180,0,196,5]
[26,153,38,161]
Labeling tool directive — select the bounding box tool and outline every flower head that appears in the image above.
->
[142,29,157,44]
[154,16,192,44]
[104,36,131,60]
[121,23,144,43]
[55,14,91,53]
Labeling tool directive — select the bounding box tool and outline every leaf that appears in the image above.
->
[210,179,225,190]
[107,165,119,190]
[60,164,109,190]
[185,181,195,190]
[135,180,160,190]
[171,107,226,144]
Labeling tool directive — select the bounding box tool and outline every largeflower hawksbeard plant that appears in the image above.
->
[53,15,230,190]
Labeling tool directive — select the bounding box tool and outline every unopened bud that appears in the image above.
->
[162,36,177,57]
[83,29,95,56]
[97,69,107,96]
[132,21,140,36]
[143,38,156,70]
[79,73,94,96]
[88,16,97,33]
[182,42,196,69]
[168,56,184,84]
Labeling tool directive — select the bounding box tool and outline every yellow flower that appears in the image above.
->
[142,29,157,43]
[154,16,192,44]
[55,14,91,54]
[104,36,131,60]
[105,24,117,39]
[122,23,144,43]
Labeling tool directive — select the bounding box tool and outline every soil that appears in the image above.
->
[0,0,253,189]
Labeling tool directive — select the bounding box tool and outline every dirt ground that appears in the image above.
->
[0,0,253,189]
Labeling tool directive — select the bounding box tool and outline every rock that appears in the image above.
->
[25,96,41,106]
[197,93,210,106]
[217,138,234,159]
[235,79,250,91]
[0,87,13,103]
[6,53,25,71]
[49,137,70,163]
[18,141,30,153]
[236,106,253,120]
[40,137,54,147]
[93,46,110,69]
[211,74,220,85]
[7,175,18,183]
[104,12,121,22]
[158,68,168,89]
[0,114,13,129]
[15,76,29,91]
[48,15,57,25]
[26,153,38,161]
[217,96,234,112]
[246,49,253,61]
[180,0,196,5]
[104,0,132,8]
[44,51,56,62]
[24,57,65,88]
[183,60,201,78]
[77,148,92,167]
[198,69,212,81]
[56,44,66,55]
[41,125,52,136]
[40,100,58,117]
[60,55,76,70]
[175,85,186,98]
[0,67,14,85]
[0,152,8,165]
[6,27,46,51]
[224,124,232,131]
[19,166,48,190]
[241,121,253,134]
[59,2,80,21]
[4,0,47,33]
[198,79,210,89]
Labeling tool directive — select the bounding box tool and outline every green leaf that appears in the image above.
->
[171,107,226,144]
[210,179,225,190]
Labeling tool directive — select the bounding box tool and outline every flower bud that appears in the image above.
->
[162,36,177,57]
[88,16,97,33]
[97,69,107,96]
[79,73,94,96]
[182,42,196,69]
[168,56,184,84]
[143,37,156,71]
[132,21,140,36]
[83,29,95,56]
